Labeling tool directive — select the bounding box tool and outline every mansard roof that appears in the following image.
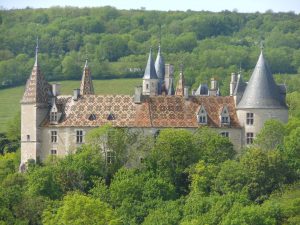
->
[80,59,94,95]
[43,95,240,128]
[143,48,158,80]
[21,43,51,104]
[237,51,287,109]
[155,45,165,80]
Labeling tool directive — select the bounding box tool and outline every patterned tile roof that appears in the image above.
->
[44,95,240,129]
[21,64,51,104]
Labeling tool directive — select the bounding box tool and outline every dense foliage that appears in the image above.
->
[0,120,300,224]
[0,7,300,95]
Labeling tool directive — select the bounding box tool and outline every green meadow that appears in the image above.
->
[0,78,141,133]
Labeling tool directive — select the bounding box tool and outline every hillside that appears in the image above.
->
[0,7,300,95]
[0,78,141,132]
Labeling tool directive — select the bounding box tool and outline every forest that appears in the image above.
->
[0,7,300,95]
[1,6,300,225]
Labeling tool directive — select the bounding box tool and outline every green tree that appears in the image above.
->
[146,129,197,194]
[284,127,300,177]
[42,192,121,225]
[241,148,288,202]
[254,119,285,151]
[192,127,235,164]
[109,168,176,224]
[215,160,247,194]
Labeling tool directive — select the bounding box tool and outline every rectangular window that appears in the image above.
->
[27,135,30,141]
[50,112,57,121]
[246,132,254,144]
[51,131,57,143]
[76,130,83,144]
[220,132,229,137]
[221,116,229,124]
[198,115,207,124]
[106,151,114,164]
[246,113,254,125]
[50,149,57,155]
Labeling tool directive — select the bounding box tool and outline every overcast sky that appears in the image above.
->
[1,0,300,13]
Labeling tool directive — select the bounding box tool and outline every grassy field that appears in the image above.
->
[0,78,141,133]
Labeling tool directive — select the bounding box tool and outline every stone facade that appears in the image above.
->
[20,45,288,166]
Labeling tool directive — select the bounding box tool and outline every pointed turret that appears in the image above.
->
[143,48,158,96]
[237,51,286,109]
[143,48,158,80]
[175,65,185,96]
[155,45,165,94]
[21,38,50,104]
[80,58,94,95]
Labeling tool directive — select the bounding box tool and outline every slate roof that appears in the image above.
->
[143,49,158,80]
[237,52,287,109]
[155,45,165,80]
[44,95,240,129]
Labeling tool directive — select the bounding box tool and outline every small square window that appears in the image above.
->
[220,132,229,137]
[50,149,57,155]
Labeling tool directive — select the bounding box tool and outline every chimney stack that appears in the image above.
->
[73,89,80,101]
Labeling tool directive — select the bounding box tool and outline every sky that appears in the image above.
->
[1,0,300,13]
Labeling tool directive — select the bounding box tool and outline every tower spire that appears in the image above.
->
[34,37,39,66]
[80,56,94,95]
[21,38,50,104]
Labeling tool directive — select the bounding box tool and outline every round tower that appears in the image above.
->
[236,51,288,146]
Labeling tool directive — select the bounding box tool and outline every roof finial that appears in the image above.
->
[158,24,162,47]
[239,62,242,74]
[180,63,184,73]
[34,37,39,66]
[260,41,264,52]
[84,46,88,68]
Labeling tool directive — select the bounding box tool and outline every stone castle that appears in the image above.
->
[20,43,288,166]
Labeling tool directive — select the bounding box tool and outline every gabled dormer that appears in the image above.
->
[49,98,62,124]
[220,105,230,125]
[197,105,207,124]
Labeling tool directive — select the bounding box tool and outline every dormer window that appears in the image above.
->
[220,106,230,125]
[197,105,207,124]
[107,113,116,120]
[49,99,61,124]
[88,114,97,121]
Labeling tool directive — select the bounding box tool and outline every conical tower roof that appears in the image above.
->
[155,45,165,80]
[80,59,94,95]
[21,39,50,104]
[237,51,286,109]
[143,48,158,79]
